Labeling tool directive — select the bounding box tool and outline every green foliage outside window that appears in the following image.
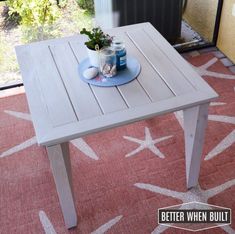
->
[76,0,94,14]
[6,0,61,42]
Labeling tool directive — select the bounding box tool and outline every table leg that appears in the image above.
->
[183,103,209,189]
[46,142,77,229]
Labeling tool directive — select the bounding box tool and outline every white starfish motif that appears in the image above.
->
[123,127,173,158]
[174,102,227,130]
[135,179,235,233]
[39,210,57,234]
[210,102,227,106]
[191,57,235,160]
[205,115,235,160]
[174,102,235,161]
[91,215,123,234]
[193,57,235,80]
[0,110,99,160]
[39,210,122,234]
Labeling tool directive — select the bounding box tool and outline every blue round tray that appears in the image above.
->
[78,56,141,87]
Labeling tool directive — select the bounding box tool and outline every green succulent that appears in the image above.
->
[80,27,113,50]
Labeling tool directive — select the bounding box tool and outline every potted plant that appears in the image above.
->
[80,27,113,67]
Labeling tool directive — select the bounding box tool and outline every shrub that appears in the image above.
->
[76,0,94,14]
[6,0,61,42]
[56,0,68,8]
[1,5,21,29]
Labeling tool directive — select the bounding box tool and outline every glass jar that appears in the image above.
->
[112,40,127,70]
[99,47,117,78]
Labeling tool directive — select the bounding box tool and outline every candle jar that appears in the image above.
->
[99,47,117,78]
[112,40,127,70]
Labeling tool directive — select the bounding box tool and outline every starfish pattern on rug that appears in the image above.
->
[0,110,99,160]
[205,115,235,160]
[123,127,173,158]
[39,210,122,234]
[174,102,235,161]
[191,57,235,160]
[174,102,226,129]
[91,215,123,234]
[39,210,56,234]
[193,57,235,80]
[135,179,235,234]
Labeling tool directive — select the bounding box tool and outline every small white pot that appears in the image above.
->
[87,48,100,67]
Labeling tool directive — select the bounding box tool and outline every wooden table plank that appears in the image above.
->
[17,44,77,128]
[91,86,128,113]
[117,79,151,107]
[141,23,218,95]
[111,30,174,102]
[15,46,52,140]
[127,29,195,96]
[50,43,103,120]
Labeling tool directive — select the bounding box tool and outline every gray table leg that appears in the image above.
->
[183,103,209,188]
[46,142,77,229]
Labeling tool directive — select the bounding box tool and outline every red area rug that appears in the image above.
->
[1,52,235,234]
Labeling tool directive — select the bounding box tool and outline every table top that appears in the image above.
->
[15,23,218,146]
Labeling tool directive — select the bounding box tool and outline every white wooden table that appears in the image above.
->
[15,23,218,229]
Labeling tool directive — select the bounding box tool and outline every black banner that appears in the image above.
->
[159,209,231,224]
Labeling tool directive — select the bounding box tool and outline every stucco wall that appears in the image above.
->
[183,0,218,42]
[217,0,235,63]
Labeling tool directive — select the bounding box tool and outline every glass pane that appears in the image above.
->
[0,0,221,87]
[0,0,94,86]
[182,0,219,45]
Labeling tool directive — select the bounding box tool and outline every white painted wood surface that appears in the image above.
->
[39,91,215,146]
[117,33,174,102]
[127,29,195,95]
[183,103,209,188]
[46,143,77,228]
[16,23,218,146]
[23,45,77,127]
[15,23,218,228]
[49,43,102,120]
